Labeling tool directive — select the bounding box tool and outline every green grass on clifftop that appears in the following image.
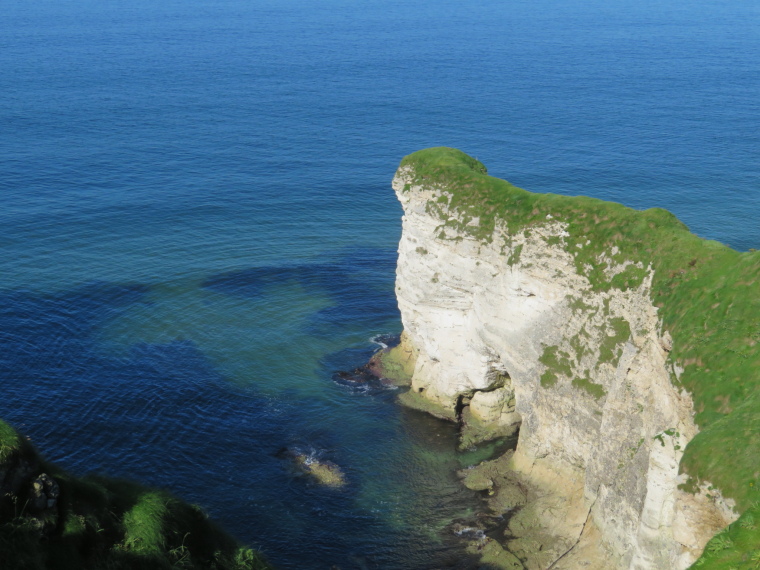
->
[400,147,760,565]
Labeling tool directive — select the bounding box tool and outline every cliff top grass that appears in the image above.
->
[399,148,760,541]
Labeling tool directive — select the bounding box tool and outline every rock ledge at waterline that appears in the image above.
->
[375,147,760,569]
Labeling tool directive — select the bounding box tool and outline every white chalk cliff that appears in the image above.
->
[391,162,736,569]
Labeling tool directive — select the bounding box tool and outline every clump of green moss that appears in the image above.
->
[0,420,22,462]
[0,419,271,570]
[569,335,586,362]
[539,370,558,388]
[538,345,573,388]
[539,346,573,377]
[572,376,607,400]
[538,344,605,399]
[507,243,523,266]
[598,317,631,366]
[399,147,760,558]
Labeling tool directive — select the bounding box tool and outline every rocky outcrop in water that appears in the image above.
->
[280,447,347,488]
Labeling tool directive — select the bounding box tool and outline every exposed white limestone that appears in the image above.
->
[392,167,735,569]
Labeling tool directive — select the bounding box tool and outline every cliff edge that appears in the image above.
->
[389,147,760,569]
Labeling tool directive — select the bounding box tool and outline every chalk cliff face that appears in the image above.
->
[392,161,735,568]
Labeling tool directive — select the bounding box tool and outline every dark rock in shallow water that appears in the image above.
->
[279,447,347,487]
[297,456,346,487]
[332,367,396,392]
[450,522,487,541]
[365,331,416,386]
[332,333,411,392]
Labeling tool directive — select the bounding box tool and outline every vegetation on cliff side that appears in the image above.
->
[399,147,760,566]
[0,419,271,570]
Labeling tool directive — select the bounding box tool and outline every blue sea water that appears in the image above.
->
[1,0,758,567]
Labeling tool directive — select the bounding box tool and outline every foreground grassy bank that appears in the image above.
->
[0,419,271,570]
[399,147,759,567]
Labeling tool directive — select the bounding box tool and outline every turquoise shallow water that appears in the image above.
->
[1,0,758,567]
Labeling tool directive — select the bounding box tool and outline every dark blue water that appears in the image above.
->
[1,0,758,567]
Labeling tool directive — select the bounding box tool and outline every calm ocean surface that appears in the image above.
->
[1,0,758,567]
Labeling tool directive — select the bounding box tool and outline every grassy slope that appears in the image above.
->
[399,147,760,567]
[0,420,271,570]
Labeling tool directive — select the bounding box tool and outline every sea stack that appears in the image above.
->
[388,147,760,569]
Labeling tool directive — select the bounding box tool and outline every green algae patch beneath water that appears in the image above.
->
[457,437,517,470]
[400,147,760,559]
[0,420,271,570]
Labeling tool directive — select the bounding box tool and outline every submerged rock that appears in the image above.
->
[332,368,396,392]
[451,522,487,541]
[280,447,347,488]
[296,455,346,487]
